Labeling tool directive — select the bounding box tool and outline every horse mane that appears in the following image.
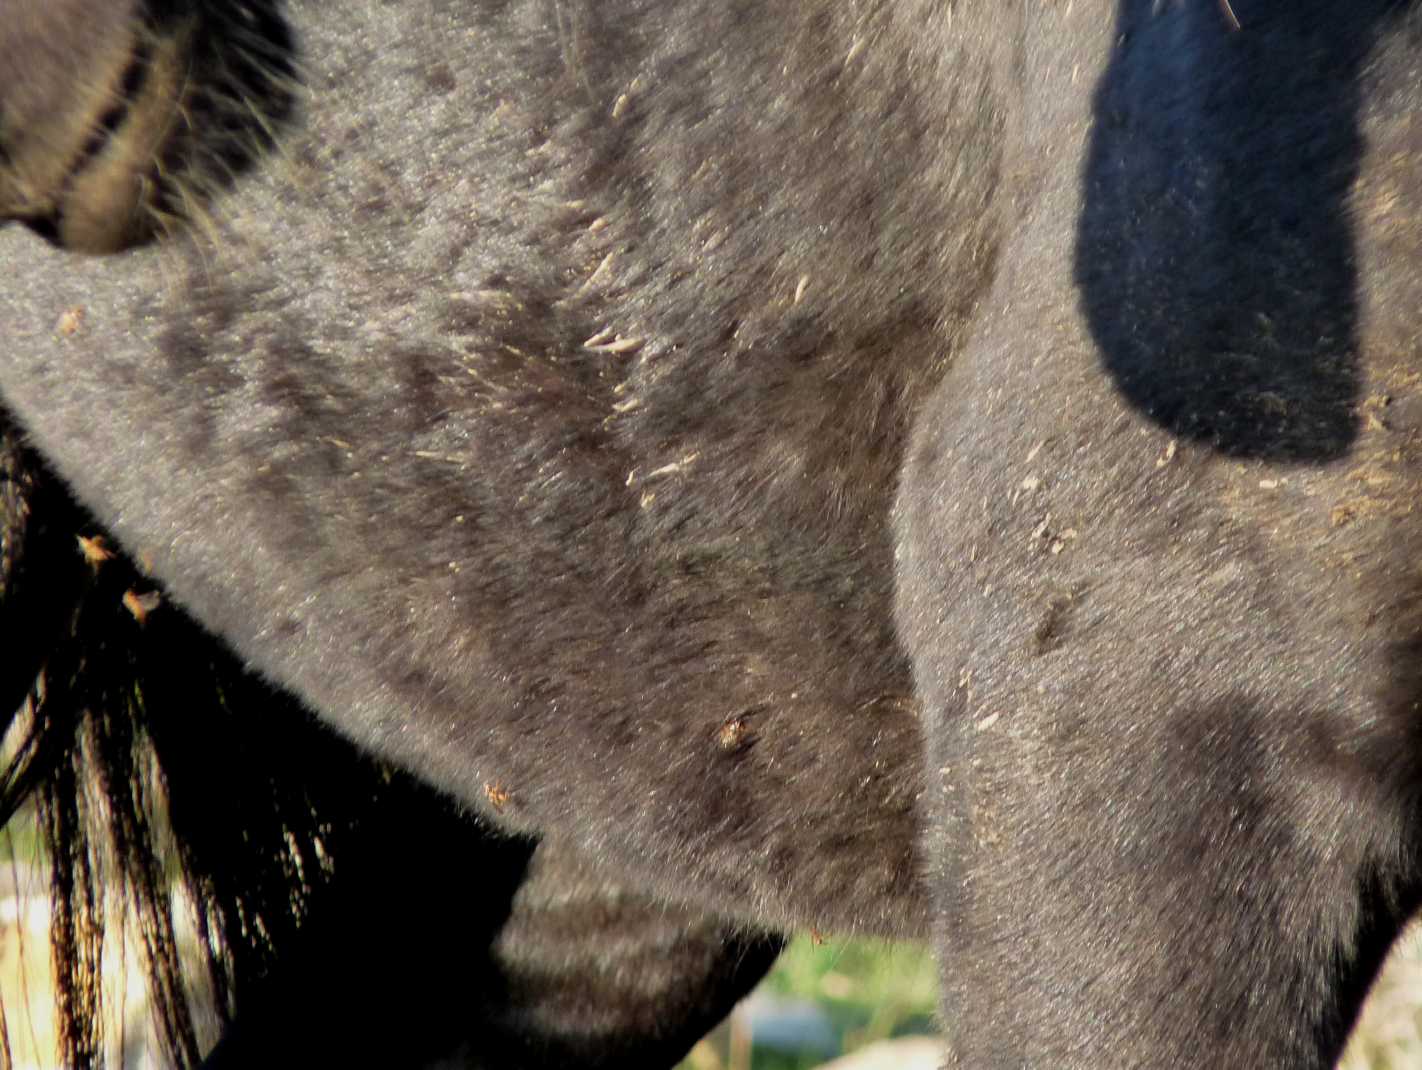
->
[0,410,471,1068]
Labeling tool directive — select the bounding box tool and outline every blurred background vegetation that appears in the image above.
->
[679,935,938,1070]
[681,926,1422,1070]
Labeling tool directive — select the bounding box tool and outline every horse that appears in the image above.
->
[2,1,1422,1066]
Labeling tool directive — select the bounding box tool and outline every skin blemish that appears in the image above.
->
[717,712,757,752]
[76,533,114,567]
[55,306,85,336]
[483,781,512,811]
[122,588,162,624]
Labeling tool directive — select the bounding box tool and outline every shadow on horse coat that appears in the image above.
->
[4,0,1422,1067]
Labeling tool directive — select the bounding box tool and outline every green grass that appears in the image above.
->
[760,936,938,1046]
[678,934,938,1070]
[685,924,1422,1070]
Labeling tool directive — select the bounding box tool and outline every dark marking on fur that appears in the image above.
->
[426,61,457,95]
[1031,586,1087,657]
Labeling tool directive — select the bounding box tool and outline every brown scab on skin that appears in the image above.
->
[54,306,84,337]
[76,532,114,567]
[483,781,512,811]
[716,712,757,752]
[122,587,161,624]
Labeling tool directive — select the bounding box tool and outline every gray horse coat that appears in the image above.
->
[3,1,1422,1067]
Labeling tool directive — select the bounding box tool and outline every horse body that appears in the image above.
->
[2,0,984,940]
[3,1,1422,1067]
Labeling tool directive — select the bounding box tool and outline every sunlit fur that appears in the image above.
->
[5,2,1422,1069]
